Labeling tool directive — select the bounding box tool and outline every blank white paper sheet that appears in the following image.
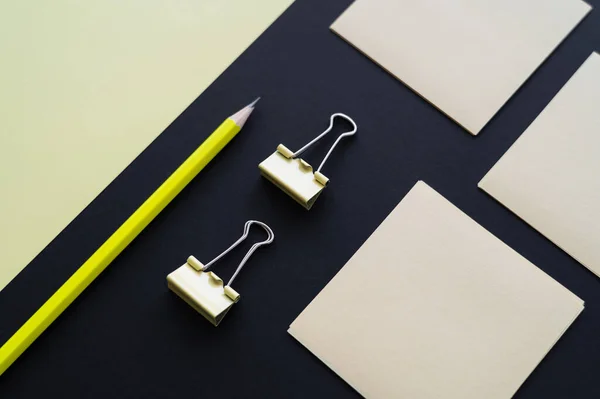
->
[480,52,600,278]
[331,0,591,135]
[289,181,583,399]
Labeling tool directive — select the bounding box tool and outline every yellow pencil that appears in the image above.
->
[0,98,259,375]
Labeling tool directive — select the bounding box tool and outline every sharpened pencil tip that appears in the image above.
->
[230,97,260,128]
[248,97,260,108]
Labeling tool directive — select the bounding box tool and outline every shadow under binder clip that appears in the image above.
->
[259,113,358,210]
[167,220,274,326]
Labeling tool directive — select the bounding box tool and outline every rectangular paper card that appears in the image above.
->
[480,52,600,278]
[331,0,591,135]
[0,0,293,292]
[289,181,583,399]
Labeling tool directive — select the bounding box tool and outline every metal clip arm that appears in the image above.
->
[202,220,275,286]
[292,113,358,173]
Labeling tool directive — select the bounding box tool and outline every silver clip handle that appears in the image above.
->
[292,113,358,173]
[203,220,275,286]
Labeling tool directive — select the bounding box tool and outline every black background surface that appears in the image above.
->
[1,0,600,397]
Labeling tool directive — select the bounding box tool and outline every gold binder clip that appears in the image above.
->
[167,220,274,326]
[259,113,358,210]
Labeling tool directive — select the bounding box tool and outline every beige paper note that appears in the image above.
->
[480,52,600,278]
[289,181,583,399]
[331,0,591,135]
[0,0,293,292]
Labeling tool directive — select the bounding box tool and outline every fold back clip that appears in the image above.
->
[167,220,274,326]
[259,113,358,210]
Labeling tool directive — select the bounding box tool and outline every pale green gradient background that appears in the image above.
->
[0,0,293,291]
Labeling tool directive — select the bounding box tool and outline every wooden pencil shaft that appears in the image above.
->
[0,107,249,375]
